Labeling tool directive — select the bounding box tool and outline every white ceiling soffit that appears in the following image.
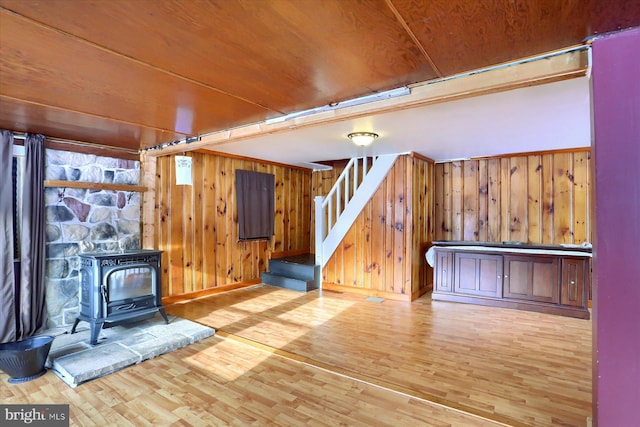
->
[202,76,591,166]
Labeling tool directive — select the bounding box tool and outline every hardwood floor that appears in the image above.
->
[1,285,592,427]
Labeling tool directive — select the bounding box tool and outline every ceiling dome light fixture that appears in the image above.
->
[347,131,378,147]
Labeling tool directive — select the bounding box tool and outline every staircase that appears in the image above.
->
[262,154,398,292]
[261,254,320,292]
[314,154,399,268]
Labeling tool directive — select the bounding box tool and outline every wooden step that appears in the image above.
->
[262,254,320,292]
[260,272,317,292]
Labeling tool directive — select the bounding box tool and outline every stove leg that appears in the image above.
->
[89,321,103,345]
[70,318,81,334]
[159,307,169,324]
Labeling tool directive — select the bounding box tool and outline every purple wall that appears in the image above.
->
[591,26,640,426]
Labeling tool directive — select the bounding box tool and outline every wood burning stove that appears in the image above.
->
[71,249,168,345]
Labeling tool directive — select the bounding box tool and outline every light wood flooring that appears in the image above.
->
[1,285,592,426]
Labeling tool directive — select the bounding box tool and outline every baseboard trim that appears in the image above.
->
[411,285,432,301]
[321,283,412,301]
[162,279,262,305]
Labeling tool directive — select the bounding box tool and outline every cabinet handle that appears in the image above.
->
[497,275,501,279]
[570,280,575,284]
[504,275,508,278]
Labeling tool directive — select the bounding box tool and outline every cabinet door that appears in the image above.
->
[503,255,559,303]
[454,253,502,297]
[561,258,586,307]
[434,250,454,292]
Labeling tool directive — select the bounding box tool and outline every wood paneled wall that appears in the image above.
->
[434,150,592,244]
[410,155,435,295]
[151,148,587,302]
[154,152,312,297]
[317,155,434,301]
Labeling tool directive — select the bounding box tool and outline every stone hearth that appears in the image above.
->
[45,315,215,387]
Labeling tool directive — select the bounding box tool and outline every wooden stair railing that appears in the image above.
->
[314,154,399,271]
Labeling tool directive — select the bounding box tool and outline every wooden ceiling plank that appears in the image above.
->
[0,94,188,138]
[0,5,277,113]
[0,0,438,113]
[1,0,637,153]
[0,9,273,140]
[0,96,187,151]
[385,0,443,77]
[390,0,640,76]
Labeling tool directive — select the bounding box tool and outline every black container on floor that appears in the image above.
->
[0,335,54,383]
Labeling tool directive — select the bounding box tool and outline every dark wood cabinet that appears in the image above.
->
[561,258,588,307]
[454,253,502,298]
[431,243,591,319]
[434,250,453,292]
[503,255,559,303]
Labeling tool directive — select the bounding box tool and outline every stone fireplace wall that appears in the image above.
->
[44,149,141,327]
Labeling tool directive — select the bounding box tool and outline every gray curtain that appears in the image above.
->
[0,130,17,343]
[236,169,275,241]
[19,133,47,338]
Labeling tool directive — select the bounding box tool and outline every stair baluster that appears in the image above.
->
[314,154,399,270]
